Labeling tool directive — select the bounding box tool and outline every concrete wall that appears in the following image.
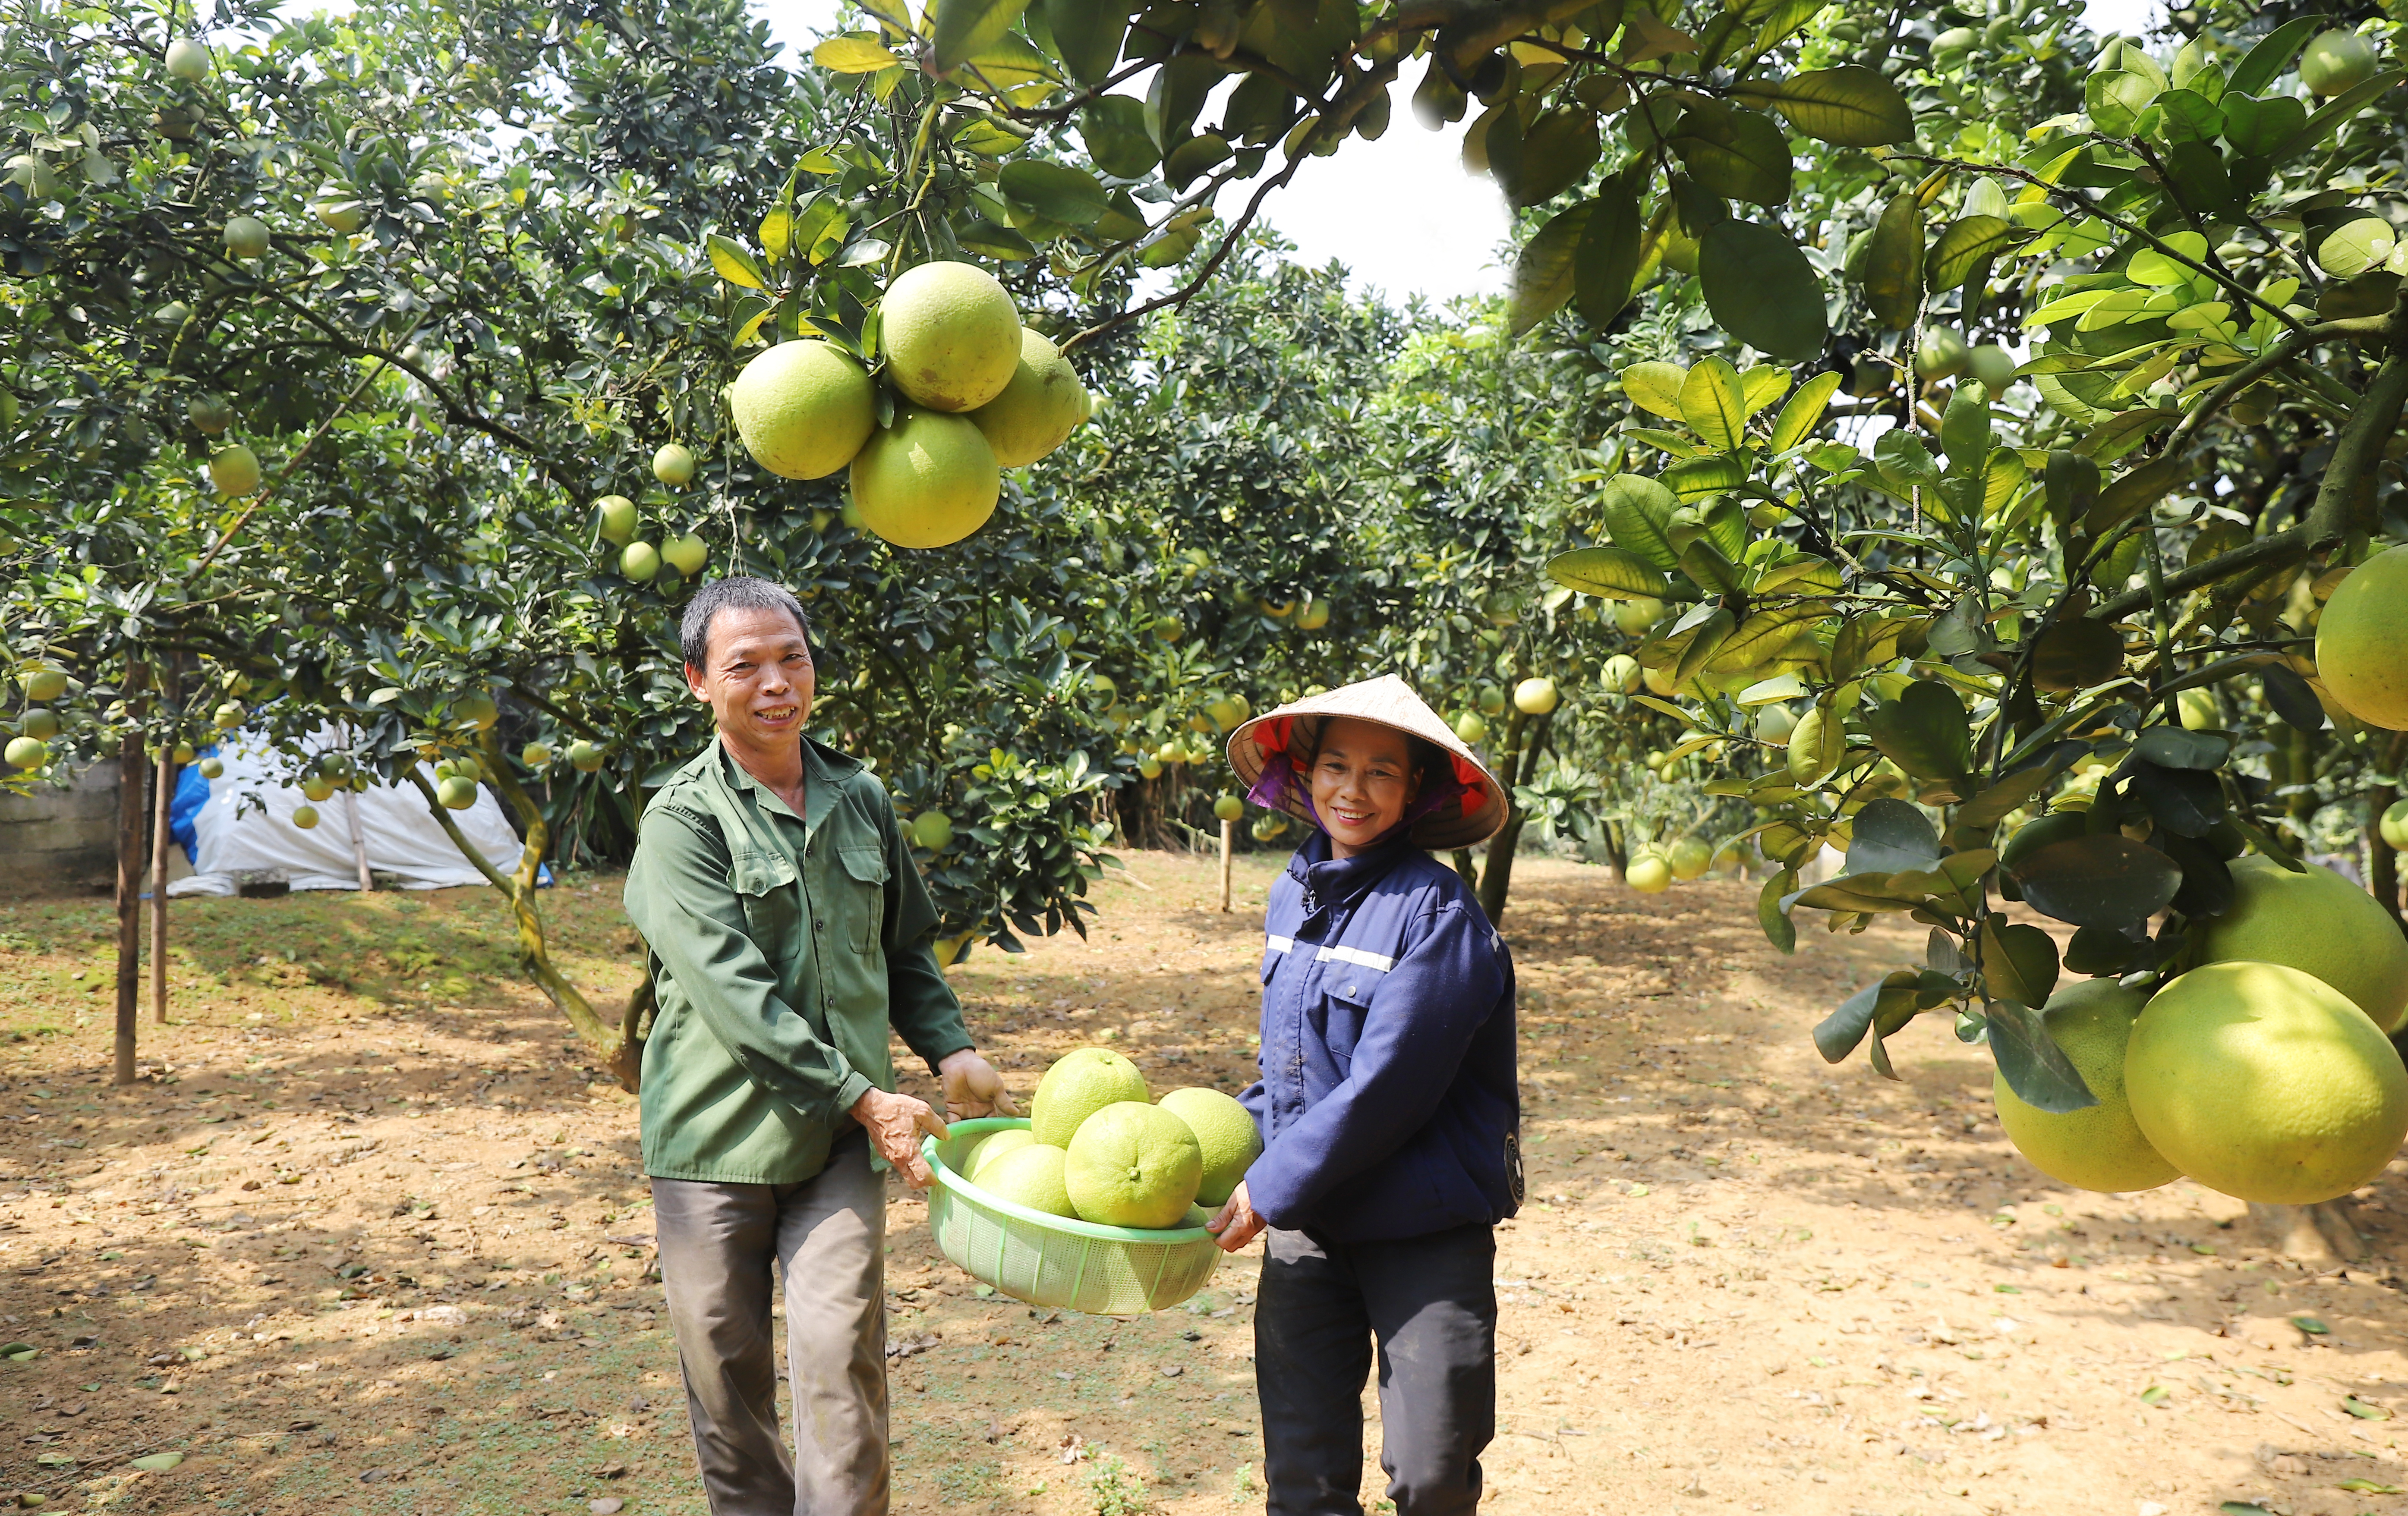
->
[0,763,122,896]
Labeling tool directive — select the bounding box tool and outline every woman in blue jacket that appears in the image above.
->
[1210,674,1521,1516]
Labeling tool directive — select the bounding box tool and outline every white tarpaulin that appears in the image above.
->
[167,731,525,896]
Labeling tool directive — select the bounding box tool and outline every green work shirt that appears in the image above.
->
[622,737,973,1185]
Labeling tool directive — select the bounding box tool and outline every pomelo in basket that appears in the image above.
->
[1064,1102,1202,1229]
[2190,856,2408,1033]
[978,1143,1077,1219]
[1158,1087,1261,1207]
[2125,960,2408,1206]
[1992,978,2178,1193]
[1030,1047,1149,1147]
[967,1127,1037,1180]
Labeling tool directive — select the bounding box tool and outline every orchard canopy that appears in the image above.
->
[6,0,2408,1136]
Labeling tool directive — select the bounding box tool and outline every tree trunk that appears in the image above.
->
[2370,734,2406,931]
[1219,817,1233,912]
[2248,1200,2367,1263]
[1450,848,1478,890]
[1599,817,1628,886]
[113,740,147,1084]
[150,748,172,1024]
[1475,708,1550,926]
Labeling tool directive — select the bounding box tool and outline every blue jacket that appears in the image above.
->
[1239,832,1522,1242]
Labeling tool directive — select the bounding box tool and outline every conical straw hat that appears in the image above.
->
[1225,674,1509,849]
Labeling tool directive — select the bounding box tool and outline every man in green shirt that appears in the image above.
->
[624,575,1013,1516]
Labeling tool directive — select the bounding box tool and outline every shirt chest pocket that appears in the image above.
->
[832,844,889,954]
[729,852,802,966]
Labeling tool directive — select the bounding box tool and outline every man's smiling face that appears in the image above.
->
[686,603,816,755]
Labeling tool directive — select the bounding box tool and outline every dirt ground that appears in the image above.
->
[0,851,2402,1516]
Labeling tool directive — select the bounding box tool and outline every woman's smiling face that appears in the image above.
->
[1307,717,1421,858]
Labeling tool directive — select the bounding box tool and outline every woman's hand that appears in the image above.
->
[1207,1181,1267,1253]
[937,1049,1019,1121]
[851,1087,948,1188]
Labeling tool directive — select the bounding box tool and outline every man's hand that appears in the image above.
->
[1207,1180,1267,1254]
[936,1049,1019,1122]
[851,1087,948,1188]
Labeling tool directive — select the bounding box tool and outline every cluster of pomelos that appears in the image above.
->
[728,261,1090,550]
[1997,855,2408,1208]
[955,1047,1259,1232]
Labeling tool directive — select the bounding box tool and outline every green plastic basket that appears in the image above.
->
[922,1117,1222,1317]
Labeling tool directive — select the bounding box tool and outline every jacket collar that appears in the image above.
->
[1286,830,1415,931]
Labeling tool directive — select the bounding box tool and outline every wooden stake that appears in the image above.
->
[151,749,171,1024]
[1220,818,1234,913]
[114,740,147,1084]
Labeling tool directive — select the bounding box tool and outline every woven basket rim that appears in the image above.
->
[927,1117,1216,1245]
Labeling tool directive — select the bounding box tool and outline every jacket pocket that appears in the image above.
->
[836,844,889,953]
[1314,984,1372,1079]
[729,851,802,966]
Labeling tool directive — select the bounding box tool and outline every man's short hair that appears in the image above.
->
[681,576,813,672]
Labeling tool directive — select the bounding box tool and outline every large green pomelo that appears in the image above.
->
[1064,1102,1202,1229]
[1158,1087,1261,1208]
[729,340,875,480]
[849,408,999,549]
[1030,1047,1149,1147]
[1992,978,2179,1193]
[977,1143,1077,1219]
[2125,960,2408,1206]
[2192,855,2408,1033]
[2316,545,2408,731]
[967,328,1090,466]
[966,1127,1037,1179]
[2299,29,2378,97]
[879,261,1021,412]
[209,444,262,497]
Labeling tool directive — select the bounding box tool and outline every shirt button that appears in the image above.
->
[813,919,825,932]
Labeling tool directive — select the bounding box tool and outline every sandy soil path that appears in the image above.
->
[0,853,2398,1516]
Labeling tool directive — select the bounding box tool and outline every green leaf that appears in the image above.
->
[997,160,1108,226]
[1574,177,1646,326]
[933,0,1033,73]
[2292,1314,2330,1334]
[2220,91,2308,158]
[1759,868,1799,954]
[1678,357,1750,451]
[129,1452,184,1472]
[1740,365,1790,414]
[2132,725,2229,771]
[1163,132,1233,190]
[1768,66,1914,147]
[1862,192,1924,330]
[1596,473,1683,571]
[1042,0,1128,85]
[1509,202,1592,337]
[813,35,902,73]
[2139,1384,2171,1406]
[1980,917,2060,1010]
[2085,454,2184,535]
[1661,452,1748,501]
[2337,1478,2405,1493]
[2086,69,2160,136]
[1864,683,1973,782]
[1505,110,1600,209]
[1986,998,2098,1112]
[1847,799,1942,874]
[1669,102,1793,206]
[1080,97,1160,176]
[2009,835,2182,928]
[706,233,769,290]
[1698,220,1826,361]
[1926,215,2026,293]
[1620,362,1689,422]
[1672,607,1737,684]
[1768,370,1841,451]
[955,218,1038,261]
[2342,1397,2394,1422]
[2282,70,2406,160]
[1680,538,1746,596]
[1546,545,1671,600]
[2228,16,2320,95]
